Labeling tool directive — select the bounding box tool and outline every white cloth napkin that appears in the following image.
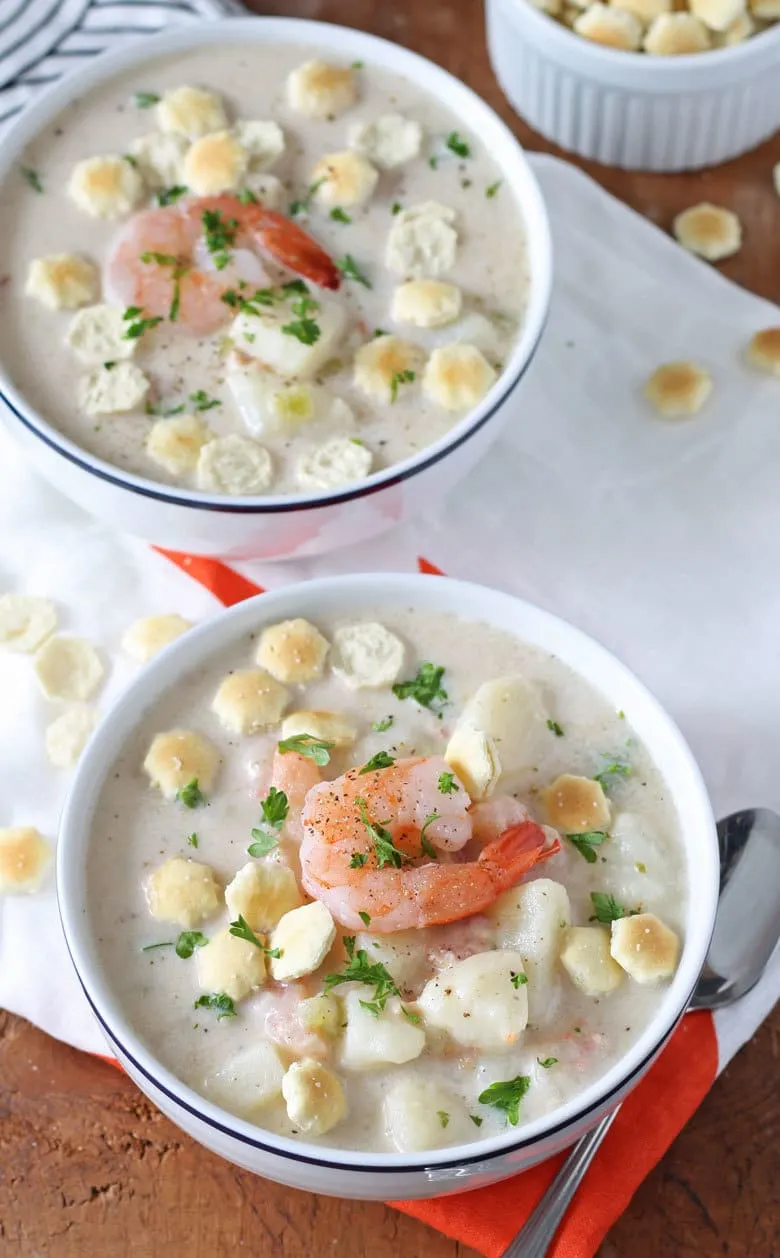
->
[0,113,777,1062]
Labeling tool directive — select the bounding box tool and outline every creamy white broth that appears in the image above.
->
[87,607,685,1152]
[0,43,527,496]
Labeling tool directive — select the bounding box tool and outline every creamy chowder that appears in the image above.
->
[88,607,685,1153]
[0,44,528,498]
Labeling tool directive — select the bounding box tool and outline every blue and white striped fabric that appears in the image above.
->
[0,0,235,133]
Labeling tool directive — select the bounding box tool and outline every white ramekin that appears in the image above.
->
[487,0,780,171]
[0,17,551,562]
[57,573,718,1200]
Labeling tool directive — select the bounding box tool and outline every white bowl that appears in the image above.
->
[0,17,551,562]
[57,573,718,1200]
[487,0,780,171]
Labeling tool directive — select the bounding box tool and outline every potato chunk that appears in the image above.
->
[611,913,680,983]
[487,878,571,1023]
[417,951,529,1050]
[145,857,222,928]
[384,1078,469,1152]
[256,618,330,685]
[455,676,548,782]
[560,927,624,996]
[196,926,266,1001]
[210,1042,285,1116]
[282,1059,347,1135]
[444,725,500,801]
[341,988,425,1070]
[225,861,303,931]
[270,901,337,981]
[542,773,610,833]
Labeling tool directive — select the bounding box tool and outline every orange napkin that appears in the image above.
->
[158,548,721,1258]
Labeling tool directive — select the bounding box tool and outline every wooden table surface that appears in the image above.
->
[2,2,779,1255]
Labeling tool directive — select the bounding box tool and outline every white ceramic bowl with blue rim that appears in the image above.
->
[57,573,718,1200]
[0,17,552,562]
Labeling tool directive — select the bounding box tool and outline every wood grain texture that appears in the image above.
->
[2,1,779,1254]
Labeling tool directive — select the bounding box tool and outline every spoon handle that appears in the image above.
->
[501,1108,620,1258]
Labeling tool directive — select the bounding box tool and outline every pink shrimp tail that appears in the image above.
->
[479,821,560,886]
[252,207,342,291]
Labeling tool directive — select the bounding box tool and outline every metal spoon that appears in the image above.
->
[502,807,780,1258]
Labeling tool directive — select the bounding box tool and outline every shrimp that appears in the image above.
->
[104,194,340,336]
[300,756,560,933]
[269,748,322,844]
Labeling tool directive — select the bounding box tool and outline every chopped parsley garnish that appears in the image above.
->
[618,709,626,720]
[351,60,364,68]
[248,787,288,856]
[133,91,160,109]
[510,971,528,988]
[359,750,395,774]
[446,131,471,158]
[358,911,371,926]
[336,254,371,288]
[193,992,236,1019]
[470,1114,483,1127]
[177,778,205,809]
[546,719,564,737]
[142,941,173,952]
[139,253,188,323]
[169,273,182,322]
[281,316,321,345]
[289,178,325,218]
[330,207,352,223]
[349,852,368,869]
[635,860,647,874]
[145,400,186,417]
[103,361,116,370]
[21,167,44,193]
[356,796,409,869]
[389,368,415,403]
[565,830,608,864]
[438,771,458,794]
[437,1110,450,1129]
[189,389,221,411]
[419,812,440,860]
[175,930,208,959]
[392,662,448,711]
[248,829,279,857]
[122,306,163,340]
[277,733,334,766]
[593,753,632,791]
[537,1057,558,1069]
[186,832,198,848]
[373,328,388,338]
[486,180,502,199]
[282,279,309,296]
[589,891,631,924]
[229,914,282,956]
[323,935,400,1014]
[401,1006,421,1024]
[478,1075,531,1126]
[238,188,258,204]
[372,716,394,733]
[157,185,188,206]
[123,153,139,169]
[429,157,438,170]
[391,201,403,215]
[202,208,237,270]
[260,786,289,829]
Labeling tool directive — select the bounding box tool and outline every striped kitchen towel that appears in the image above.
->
[0,0,233,135]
